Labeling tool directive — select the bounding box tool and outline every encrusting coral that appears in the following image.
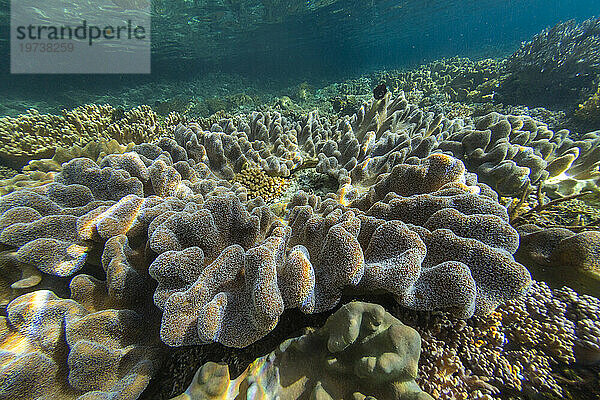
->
[172,301,433,400]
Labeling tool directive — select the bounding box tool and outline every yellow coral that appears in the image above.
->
[0,104,179,165]
[233,165,290,202]
[575,86,600,125]
[0,170,55,196]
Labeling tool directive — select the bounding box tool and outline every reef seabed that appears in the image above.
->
[1,46,600,399]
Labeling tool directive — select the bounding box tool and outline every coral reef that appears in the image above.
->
[148,152,530,348]
[170,90,600,197]
[331,95,362,116]
[232,164,290,202]
[0,166,18,180]
[511,196,600,229]
[515,224,600,296]
[0,290,155,400]
[430,110,598,197]
[198,93,256,117]
[394,280,600,399]
[24,139,135,174]
[0,105,179,168]
[574,85,600,130]
[3,70,600,399]
[375,57,503,103]
[0,140,135,197]
[172,301,432,400]
[163,281,600,400]
[499,17,600,109]
[0,170,56,197]
[344,93,600,197]
[0,156,170,399]
[1,104,532,351]
[437,112,552,194]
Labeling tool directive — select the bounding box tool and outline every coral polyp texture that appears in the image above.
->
[148,151,530,348]
[201,90,600,197]
[15,89,600,399]
[12,87,599,399]
[173,301,433,400]
[0,139,137,197]
[0,93,538,353]
[232,164,291,202]
[400,279,600,399]
[175,90,600,199]
[0,290,155,400]
[0,104,179,169]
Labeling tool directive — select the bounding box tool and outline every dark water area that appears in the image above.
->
[200,0,600,79]
[0,0,598,102]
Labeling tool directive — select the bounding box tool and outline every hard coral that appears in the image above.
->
[0,104,178,169]
[232,164,290,202]
[405,280,600,399]
[499,17,600,108]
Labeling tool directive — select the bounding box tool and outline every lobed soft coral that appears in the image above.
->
[147,153,530,348]
[9,92,594,399]
[173,301,433,400]
[0,290,155,400]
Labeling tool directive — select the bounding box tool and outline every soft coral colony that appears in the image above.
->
[0,90,599,400]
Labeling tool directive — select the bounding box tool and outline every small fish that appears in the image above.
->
[373,83,387,100]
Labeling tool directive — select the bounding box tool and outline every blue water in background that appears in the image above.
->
[214,0,600,77]
[0,0,599,102]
